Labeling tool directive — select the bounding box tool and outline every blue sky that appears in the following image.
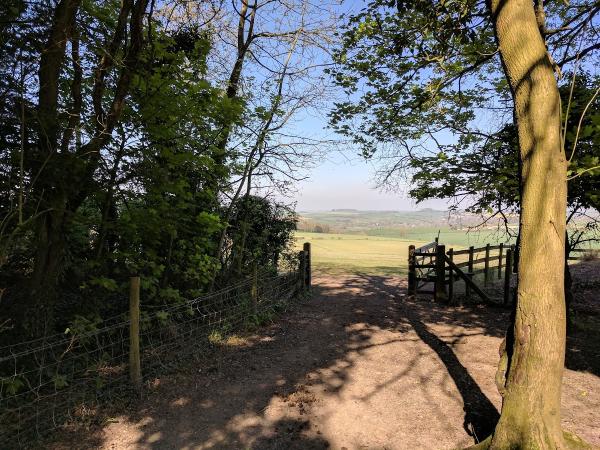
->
[272,1,450,212]
[284,68,448,212]
[293,148,448,211]
[286,112,448,211]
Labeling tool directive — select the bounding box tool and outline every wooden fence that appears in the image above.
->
[408,241,515,305]
[408,241,598,305]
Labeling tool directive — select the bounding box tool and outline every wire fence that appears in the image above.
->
[0,265,306,448]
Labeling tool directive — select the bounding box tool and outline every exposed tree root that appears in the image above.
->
[563,430,597,450]
[462,435,491,450]
[460,430,597,450]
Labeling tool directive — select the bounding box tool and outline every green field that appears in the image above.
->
[298,209,518,250]
[364,226,514,247]
[295,209,596,275]
[294,229,517,275]
[294,231,431,275]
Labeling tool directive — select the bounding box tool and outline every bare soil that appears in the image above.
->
[53,272,600,450]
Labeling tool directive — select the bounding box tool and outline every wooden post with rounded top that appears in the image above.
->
[434,244,448,302]
[129,276,142,394]
[298,250,306,292]
[408,245,416,297]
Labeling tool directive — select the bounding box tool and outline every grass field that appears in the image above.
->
[364,226,514,247]
[294,231,432,275]
[297,210,519,264]
[294,230,519,275]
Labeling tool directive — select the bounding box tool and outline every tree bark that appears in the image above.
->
[30,0,148,302]
[482,0,576,447]
[31,0,81,300]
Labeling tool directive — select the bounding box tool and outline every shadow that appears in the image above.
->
[48,272,599,450]
[407,317,499,440]
[346,274,500,442]
[252,418,330,449]
[564,260,600,376]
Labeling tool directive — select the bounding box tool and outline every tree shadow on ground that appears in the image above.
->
[347,273,500,441]
[403,264,600,378]
[566,260,600,376]
[51,272,598,450]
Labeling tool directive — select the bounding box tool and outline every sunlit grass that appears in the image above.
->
[294,231,431,275]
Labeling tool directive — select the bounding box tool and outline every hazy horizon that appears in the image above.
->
[297,207,446,213]
[290,150,449,211]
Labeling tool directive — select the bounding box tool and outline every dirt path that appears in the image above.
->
[62,275,599,450]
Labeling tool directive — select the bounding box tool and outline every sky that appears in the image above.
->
[285,95,448,212]
[292,149,448,211]
[262,1,449,212]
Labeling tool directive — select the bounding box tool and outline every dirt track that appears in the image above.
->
[59,274,600,450]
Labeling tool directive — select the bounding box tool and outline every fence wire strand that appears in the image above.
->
[0,269,304,447]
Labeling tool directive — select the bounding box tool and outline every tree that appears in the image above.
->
[225,195,297,275]
[10,0,151,313]
[168,0,339,276]
[385,76,600,244]
[406,77,600,331]
[0,4,235,332]
[330,0,599,447]
[0,0,331,340]
[484,1,569,447]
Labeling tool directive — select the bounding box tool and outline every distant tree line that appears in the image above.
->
[297,220,333,234]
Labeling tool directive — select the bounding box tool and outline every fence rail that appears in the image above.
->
[567,248,600,261]
[409,241,598,305]
[409,241,515,304]
[0,246,312,448]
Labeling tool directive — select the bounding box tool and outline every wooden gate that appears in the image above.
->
[408,241,516,304]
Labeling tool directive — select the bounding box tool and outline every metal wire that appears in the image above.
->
[0,269,303,448]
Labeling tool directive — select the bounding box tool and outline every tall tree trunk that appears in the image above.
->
[477,0,581,447]
[30,0,81,301]
[30,0,148,303]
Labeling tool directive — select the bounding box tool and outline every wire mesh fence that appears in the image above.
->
[0,267,305,448]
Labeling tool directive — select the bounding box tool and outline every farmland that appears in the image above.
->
[293,230,514,275]
[294,232,427,275]
[294,210,517,275]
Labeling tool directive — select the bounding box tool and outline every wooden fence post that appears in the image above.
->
[466,246,474,300]
[498,243,504,279]
[303,242,311,291]
[251,261,258,315]
[484,243,490,286]
[511,244,517,273]
[129,276,142,394]
[504,248,513,305]
[434,244,447,302]
[447,248,454,304]
[408,245,416,296]
[298,250,306,292]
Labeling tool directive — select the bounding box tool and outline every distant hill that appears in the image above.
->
[297,209,518,234]
[296,209,519,246]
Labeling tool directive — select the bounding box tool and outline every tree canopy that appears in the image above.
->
[0,0,337,338]
[329,0,600,223]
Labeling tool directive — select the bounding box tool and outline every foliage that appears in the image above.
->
[225,195,297,275]
[408,76,600,219]
[329,1,600,247]
[0,1,304,341]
